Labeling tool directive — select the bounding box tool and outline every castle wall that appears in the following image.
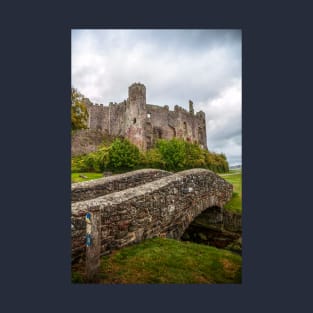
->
[86,103,109,132]
[146,104,170,130]
[145,104,176,146]
[147,104,207,149]
[108,102,126,137]
[71,129,112,157]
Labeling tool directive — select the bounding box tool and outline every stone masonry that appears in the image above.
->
[72,169,171,202]
[75,82,207,153]
[71,168,232,264]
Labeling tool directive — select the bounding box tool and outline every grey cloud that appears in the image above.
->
[209,128,242,142]
[74,29,241,52]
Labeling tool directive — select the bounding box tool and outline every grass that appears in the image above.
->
[219,170,242,214]
[96,237,241,284]
[71,172,103,183]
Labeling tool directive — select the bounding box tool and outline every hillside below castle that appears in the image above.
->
[72,83,207,156]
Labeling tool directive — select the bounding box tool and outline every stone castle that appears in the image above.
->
[82,82,207,151]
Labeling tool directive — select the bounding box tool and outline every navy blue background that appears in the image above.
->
[1,0,312,312]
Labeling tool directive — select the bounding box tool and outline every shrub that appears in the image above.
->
[71,155,91,172]
[184,142,206,169]
[108,139,140,170]
[156,138,186,171]
[71,145,109,173]
[144,148,166,169]
[204,151,229,173]
[93,146,110,171]
[155,139,214,171]
[71,138,229,174]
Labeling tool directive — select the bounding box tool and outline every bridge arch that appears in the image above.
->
[181,204,242,250]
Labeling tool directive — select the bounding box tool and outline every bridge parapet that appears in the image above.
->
[72,168,233,266]
[72,168,171,202]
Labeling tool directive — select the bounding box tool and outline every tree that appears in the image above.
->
[156,138,186,171]
[144,148,166,169]
[108,139,140,170]
[71,87,89,130]
[204,150,229,173]
[184,142,206,169]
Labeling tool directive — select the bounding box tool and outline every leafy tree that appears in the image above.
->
[95,146,110,171]
[71,87,89,130]
[71,145,110,173]
[204,150,229,173]
[144,148,166,169]
[156,138,186,171]
[71,155,88,172]
[108,139,140,170]
[184,142,206,169]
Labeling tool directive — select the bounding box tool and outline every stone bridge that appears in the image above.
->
[71,168,234,278]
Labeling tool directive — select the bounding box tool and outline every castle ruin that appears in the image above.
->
[82,82,207,151]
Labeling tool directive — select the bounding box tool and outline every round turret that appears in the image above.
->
[124,83,147,150]
[128,82,146,103]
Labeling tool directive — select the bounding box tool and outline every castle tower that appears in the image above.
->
[189,100,194,115]
[124,83,147,150]
[196,111,207,149]
[128,82,146,110]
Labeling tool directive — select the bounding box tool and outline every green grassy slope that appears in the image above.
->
[219,171,242,214]
[96,238,241,284]
[71,172,103,183]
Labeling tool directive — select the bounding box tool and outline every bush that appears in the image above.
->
[71,155,91,172]
[71,146,109,173]
[93,146,110,171]
[204,151,229,173]
[108,139,140,170]
[156,138,186,171]
[71,138,229,174]
[144,148,166,169]
[184,142,206,169]
[151,138,229,173]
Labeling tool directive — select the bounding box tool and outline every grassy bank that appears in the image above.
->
[219,170,242,214]
[71,172,103,183]
[94,238,241,284]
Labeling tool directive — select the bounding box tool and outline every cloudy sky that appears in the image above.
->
[72,29,241,165]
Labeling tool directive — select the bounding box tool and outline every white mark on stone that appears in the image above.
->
[168,204,175,213]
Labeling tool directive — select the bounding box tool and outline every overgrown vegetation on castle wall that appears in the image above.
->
[71,138,229,173]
